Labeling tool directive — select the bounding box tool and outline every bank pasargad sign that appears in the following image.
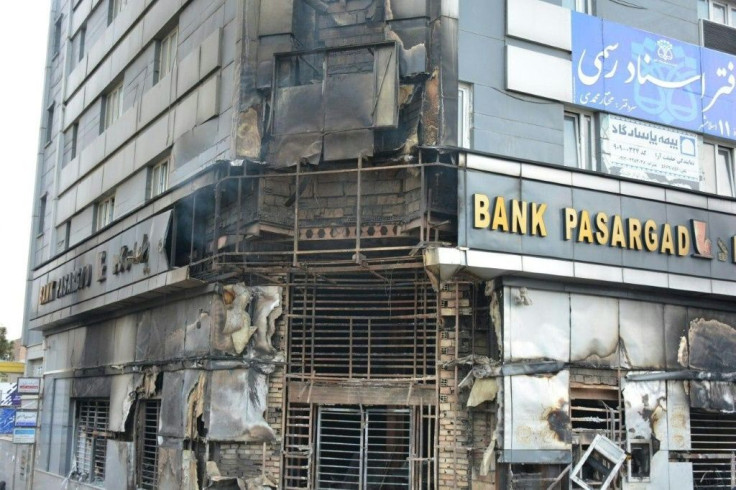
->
[473,194,717,258]
[459,170,736,280]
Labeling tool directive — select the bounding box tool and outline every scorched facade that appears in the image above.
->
[22,0,736,489]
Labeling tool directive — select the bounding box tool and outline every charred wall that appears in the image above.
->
[238,0,458,167]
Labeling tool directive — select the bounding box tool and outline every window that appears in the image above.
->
[458,82,473,148]
[37,195,47,235]
[53,16,63,56]
[102,82,124,131]
[709,0,736,26]
[562,0,592,13]
[77,25,86,64]
[95,194,116,230]
[64,123,78,165]
[701,142,735,196]
[72,400,110,484]
[136,400,160,489]
[108,0,124,25]
[155,27,178,83]
[564,111,596,170]
[148,158,169,199]
[46,103,55,144]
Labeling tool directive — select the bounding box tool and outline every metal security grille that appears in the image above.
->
[691,409,736,489]
[137,400,161,489]
[289,269,437,381]
[317,407,410,489]
[74,399,110,484]
[284,403,314,490]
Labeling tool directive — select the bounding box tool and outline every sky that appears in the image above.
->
[0,2,52,340]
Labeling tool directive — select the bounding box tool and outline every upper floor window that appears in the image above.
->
[564,111,596,171]
[53,16,63,56]
[46,103,55,144]
[148,157,169,199]
[156,27,178,83]
[458,82,473,148]
[95,194,116,231]
[102,81,124,132]
[64,123,79,165]
[37,195,47,236]
[709,0,736,26]
[74,25,86,66]
[702,141,735,196]
[562,0,592,14]
[108,0,125,25]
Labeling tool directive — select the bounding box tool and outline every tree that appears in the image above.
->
[0,326,14,361]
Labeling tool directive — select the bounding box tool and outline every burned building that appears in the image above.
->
[22,0,736,489]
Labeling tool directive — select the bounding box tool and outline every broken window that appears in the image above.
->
[570,387,624,447]
[570,386,625,489]
[136,400,161,489]
[570,434,626,490]
[72,399,110,484]
[690,408,736,489]
[627,439,651,481]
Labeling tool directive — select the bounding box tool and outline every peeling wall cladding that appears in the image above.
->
[43,292,218,372]
[503,286,736,370]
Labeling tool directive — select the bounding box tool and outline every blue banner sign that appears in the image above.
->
[572,12,736,141]
[0,408,15,435]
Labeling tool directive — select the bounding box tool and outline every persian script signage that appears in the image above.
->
[601,115,700,190]
[459,169,736,281]
[572,12,736,141]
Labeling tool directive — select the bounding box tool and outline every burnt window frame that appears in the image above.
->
[72,399,110,485]
[135,399,161,489]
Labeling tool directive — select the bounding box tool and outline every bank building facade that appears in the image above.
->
[20,0,736,488]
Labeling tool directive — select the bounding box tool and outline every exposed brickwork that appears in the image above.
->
[437,282,475,490]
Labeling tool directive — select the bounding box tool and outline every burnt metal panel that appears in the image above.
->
[374,44,399,128]
[323,129,374,161]
[72,376,112,398]
[621,378,667,442]
[439,10,459,147]
[569,294,619,367]
[388,18,429,75]
[273,84,324,135]
[506,287,570,362]
[619,300,665,369]
[266,133,323,167]
[324,72,375,131]
[160,370,203,439]
[385,0,428,20]
[666,380,691,451]
[664,305,688,370]
[207,368,275,442]
[690,380,736,412]
[507,371,571,452]
[259,0,294,36]
[686,318,736,372]
[103,440,135,490]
